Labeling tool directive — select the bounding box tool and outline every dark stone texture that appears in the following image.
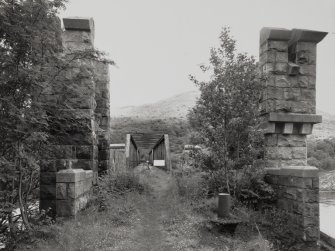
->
[63,18,94,32]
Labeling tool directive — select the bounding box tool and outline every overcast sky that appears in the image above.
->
[61,0,335,114]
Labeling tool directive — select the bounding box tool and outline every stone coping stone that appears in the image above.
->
[110,143,126,149]
[289,29,328,46]
[63,17,94,32]
[267,112,322,124]
[57,168,86,183]
[266,166,318,178]
[260,27,292,45]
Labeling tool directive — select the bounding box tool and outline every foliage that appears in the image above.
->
[308,137,335,171]
[188,27,264,193]
[176,172,208,201]
[0,0,112,247]
[98,170,147,197]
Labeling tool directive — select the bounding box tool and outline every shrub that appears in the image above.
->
[176,172,208,201]
[98,170,147,195]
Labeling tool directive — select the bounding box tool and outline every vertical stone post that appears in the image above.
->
[40,17,98,216]
[61,17,98,180]
[259,28,327,250]
[56,169,93,217]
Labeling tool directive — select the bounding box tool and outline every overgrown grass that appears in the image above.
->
[15,170,150,251]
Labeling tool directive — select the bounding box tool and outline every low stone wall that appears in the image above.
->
[265,166,319,250]
[56,169,93,217]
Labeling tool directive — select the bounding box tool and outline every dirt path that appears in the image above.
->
[26,166,261,251]
[114,165,232,251]
[122,165,177,250]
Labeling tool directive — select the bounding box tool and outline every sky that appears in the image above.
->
[60,0,335,113]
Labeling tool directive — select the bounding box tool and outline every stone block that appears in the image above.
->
[291,147,307,159]
[56,183,67,200]
[296,42,317,54]
[262,40,289,53]
[303,225,320,242]
[266,166,319,178]
[300,123,313,135]
[62,31,94,52]
[283,123,294,134]
[289,29,327,46]
[287,62,300,76]
[68,181,85,199]
[260,27,292,45]
[283,187,297,200]
[266,75,291,88]
[290,100,316,114]
[299,64,316,76]
[277,134,307,147]
[281,159,307,166]
[301,89,315,101]
[56,199,76,217]
[260,50,288,63]
[298,75,316,89]
[277,176,312,189]
[267,113,322,124]
[63,17,94,32]
[264,134,278,146]
[56,169,86,183]
[40,185,56,199]
[40,172,56,185]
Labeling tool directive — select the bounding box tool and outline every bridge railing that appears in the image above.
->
[149,134,172,171]
[125,134,140,169]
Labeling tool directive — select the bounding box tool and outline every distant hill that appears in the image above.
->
[110,90,200,120]
[110,90,335,140]
[312,110,335,140]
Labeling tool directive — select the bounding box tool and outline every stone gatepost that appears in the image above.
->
[40,17,99,216]
[259,28,327,250]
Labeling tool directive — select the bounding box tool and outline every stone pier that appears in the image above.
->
[259,27,327,250]
[40,17,111,217]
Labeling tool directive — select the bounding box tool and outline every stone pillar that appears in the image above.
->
[40,17,98,216]
[56,169,93,217]
[259,28,327,250]
[61,17,98,179]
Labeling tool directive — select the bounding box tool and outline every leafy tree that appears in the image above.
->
[188,27,263,193]
[0,0,112,246]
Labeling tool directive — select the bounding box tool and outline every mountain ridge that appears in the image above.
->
[110,90,335,139]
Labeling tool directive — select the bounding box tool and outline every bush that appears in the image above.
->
[98,170,147,195]
[176,172,208,201]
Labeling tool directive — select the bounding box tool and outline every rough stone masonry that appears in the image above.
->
[259,27,327,250]
[40,17,111,216]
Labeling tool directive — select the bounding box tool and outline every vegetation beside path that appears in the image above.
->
[17,166,274,251]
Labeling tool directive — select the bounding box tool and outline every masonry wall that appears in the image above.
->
[260,27,327,250]
[56,169,93,217]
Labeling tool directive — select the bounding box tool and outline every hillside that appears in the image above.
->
[111,91,335,140]
[110,90,200,120]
